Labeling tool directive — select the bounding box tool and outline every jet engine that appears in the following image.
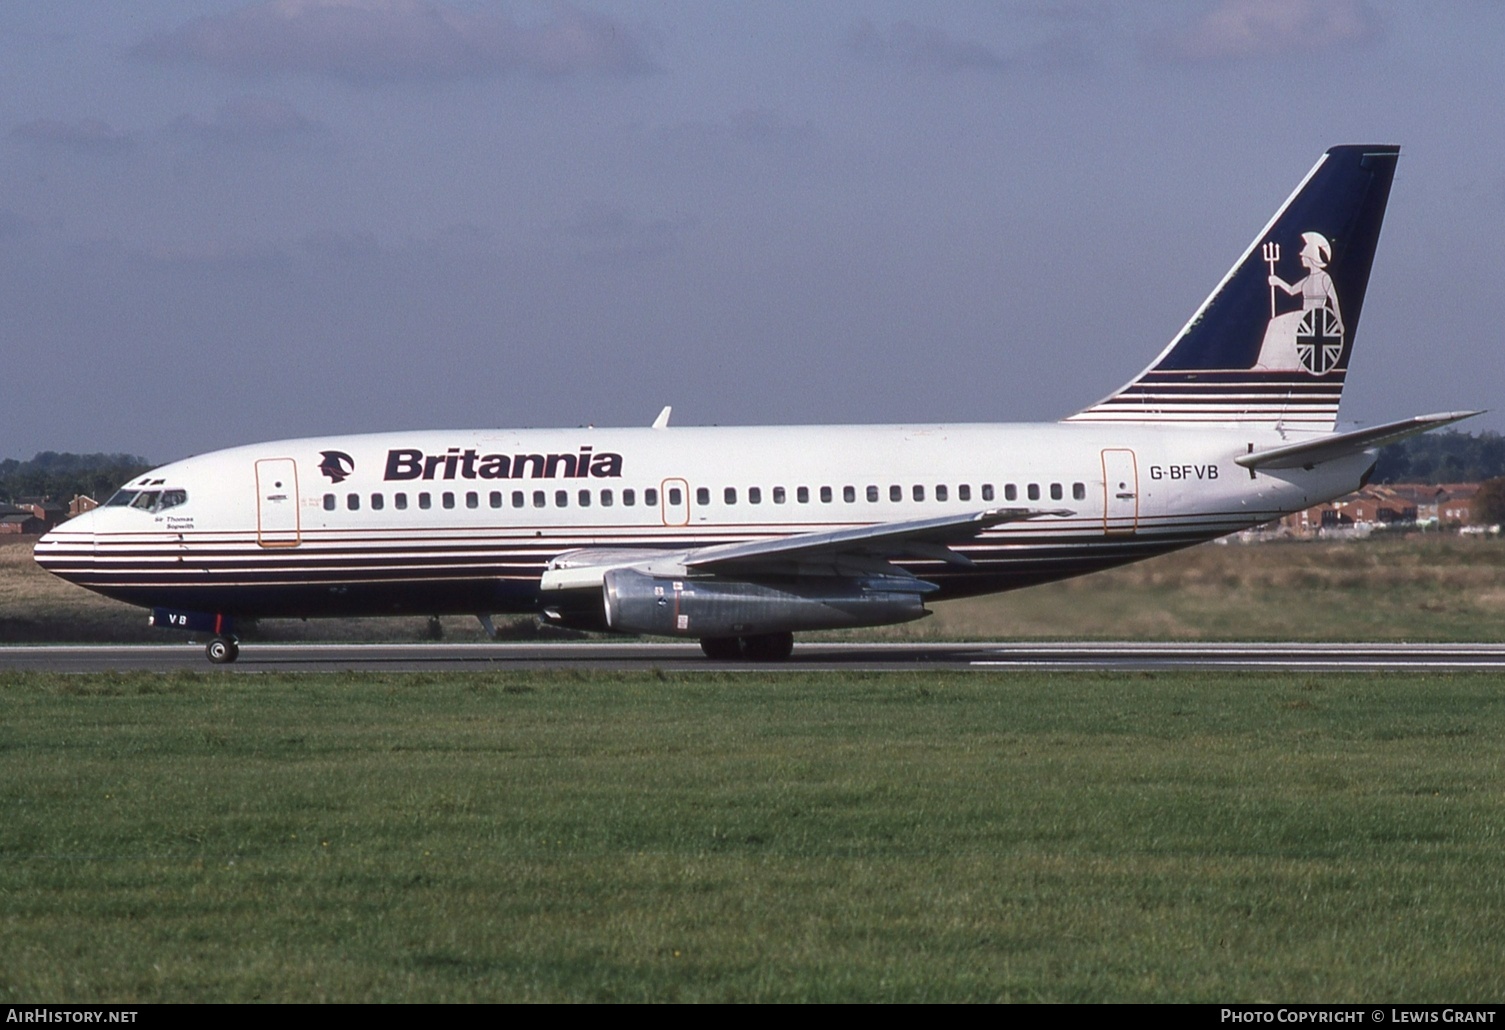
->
[596,568,931,638]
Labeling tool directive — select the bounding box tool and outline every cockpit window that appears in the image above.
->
[110,489,188,513]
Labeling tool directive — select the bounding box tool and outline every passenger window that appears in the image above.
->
[443,492,455,509]
[889,485,902,502]
[624,489,636,506]
[1004,484,1017,501]
[579,489,591,507]
[1028,484,1040,501]
[489,491,502,508]
[797,486,809,504]
[371,493,384,511]
[323,494,336,511]
[982,484,995,502]
[696,487,709,505]
[466,491,478,509]
[645,488,658,506]
[936,485,948,502]
[555,490,568,507]
[1073,482,1086,501]
[419,493,432,510]
[601,489,614,507]
[773,486,786,504]
[395,493,408,510]
[512,491,524,508]
[1050,483,1063,501]
[821,486,833,503]
[843,486,855,503]
[667,487,682,506]
[913,485,925,502]
[725,487,737,505]
[533,491,546,508]
[749,487,761,504]
[347,493,360,510]
[866,486,879,502]
[958,484,971,502]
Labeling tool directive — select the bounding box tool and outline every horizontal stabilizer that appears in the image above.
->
[1235,411,1482,471]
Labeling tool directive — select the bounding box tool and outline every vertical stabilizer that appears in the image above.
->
[1067,145,1400,430]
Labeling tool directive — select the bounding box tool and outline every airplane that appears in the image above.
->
[34,144,1478,664]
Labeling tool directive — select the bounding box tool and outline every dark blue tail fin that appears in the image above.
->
[1068,145,1400,430]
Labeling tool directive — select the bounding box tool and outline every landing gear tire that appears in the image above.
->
[206,636,240,664]
[700,636,742,660]
[738,632,794,662]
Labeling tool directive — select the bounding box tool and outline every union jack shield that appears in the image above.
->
[1296,307,1344,376]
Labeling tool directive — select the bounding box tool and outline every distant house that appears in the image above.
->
[1435,483,1479,525]
[69,494,99,518]
[1276,482,1481,537]
[12,499,67,531]
[0,504,45,535]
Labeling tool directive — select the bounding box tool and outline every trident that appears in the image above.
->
[1262,241,1280,316]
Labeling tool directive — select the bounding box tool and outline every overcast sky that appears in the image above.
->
[3,0,1502,463]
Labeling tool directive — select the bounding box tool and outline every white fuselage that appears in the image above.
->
[34,421,1372,621]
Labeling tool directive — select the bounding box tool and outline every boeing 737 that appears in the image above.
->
[35,145,1477,663]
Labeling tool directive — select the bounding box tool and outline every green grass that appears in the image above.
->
[5,669,1505,1001]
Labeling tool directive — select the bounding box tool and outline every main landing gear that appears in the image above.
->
[699,632,794,662]
[206,635,240,664]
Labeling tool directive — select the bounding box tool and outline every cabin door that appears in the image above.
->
[255,458,301,547]
[1101,448,1139,535]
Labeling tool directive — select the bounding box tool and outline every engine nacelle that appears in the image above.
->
[601,569,931,638]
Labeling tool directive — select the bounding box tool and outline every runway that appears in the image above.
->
[3,640,1505,673]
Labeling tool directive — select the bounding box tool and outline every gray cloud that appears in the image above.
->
[1151,0,1381,63]
[848,18,1006,74]
[10,117,136,153]
[658,107,820,155]
[555,204,696,263]
[132,0,658,83]
[171,96,325,142]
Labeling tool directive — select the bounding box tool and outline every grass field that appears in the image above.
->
[4,533,1505,644]
[4,669,1505,1002]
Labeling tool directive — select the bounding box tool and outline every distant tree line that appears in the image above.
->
[1370,430,1505,484]
[0,452,152,505]
[1476,479,1505,526]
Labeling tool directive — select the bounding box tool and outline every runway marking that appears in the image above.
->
[3,640,1505,672]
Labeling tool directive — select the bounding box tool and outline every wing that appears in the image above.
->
[1235,411,1481,471]
[683,506,1071,572]
[540,506,1073,593]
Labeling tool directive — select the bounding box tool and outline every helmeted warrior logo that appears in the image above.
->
[1253,230,1345,375]
[318,450,355,483]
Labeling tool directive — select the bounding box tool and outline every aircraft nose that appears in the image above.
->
[33,520,96,583]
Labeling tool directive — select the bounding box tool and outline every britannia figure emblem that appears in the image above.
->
[1253,231,1345,375]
